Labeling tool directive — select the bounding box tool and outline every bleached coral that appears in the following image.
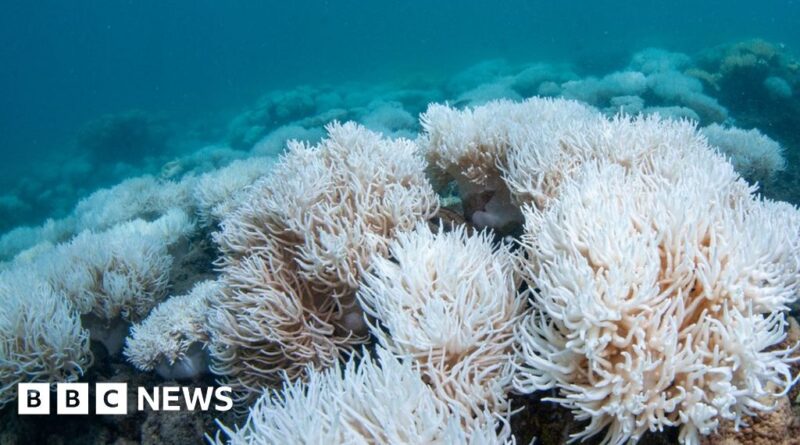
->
[702,123,786,183]
[0,179,190,402]
[208,122,438,401]
[0,217,75,262]
[359,100,418,137]
[456,81,523,108]
[208,250,356,402]
[250,124,326,156]
[643,106,701,122]
[678,92,728,124]
[192,157,275,226]
[43,210,190,323]
[124,280,221,379]
[358,223,525,419]
[504,114,736,212]
[510,62,578,97]
[72,175,193,233]
[446,59,514,95]
[561,71,647,106]
[646,71,728,124]
[216,121,437,301]
[15,210,194,356]
[628,48,692,74]
[0,270,91,408]
[213,348,511,445]
[421,97,600,231]
[647,70,704,100]
[605,95,645,116]
[513,116,800,445]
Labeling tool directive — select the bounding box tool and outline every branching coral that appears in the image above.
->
[208,122,438,402]
[124,280,221,379]
[0,270,91,408]
[513,115,800,445]
[358,223,525,420]
[212,348,511,445]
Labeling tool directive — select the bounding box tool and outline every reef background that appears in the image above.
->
[2,0,800,233]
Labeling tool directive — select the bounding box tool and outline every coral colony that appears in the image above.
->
[2,39,800,444]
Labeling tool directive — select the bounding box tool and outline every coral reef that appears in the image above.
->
[3,38,800,445]
[191,157,275,226]
[42,210,193,325]
[421,97,599,232]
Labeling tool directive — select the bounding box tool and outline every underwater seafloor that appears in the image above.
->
[2,39,800,445]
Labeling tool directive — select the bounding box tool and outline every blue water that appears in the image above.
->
[1,0,800,233]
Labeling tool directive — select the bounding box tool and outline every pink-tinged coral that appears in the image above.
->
[208,122,438,402]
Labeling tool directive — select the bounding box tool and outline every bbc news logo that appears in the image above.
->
[18,383,233,415]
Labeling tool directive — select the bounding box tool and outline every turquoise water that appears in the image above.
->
[1,0,799,232]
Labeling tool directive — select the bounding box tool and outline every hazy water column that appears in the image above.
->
[0,0,797,222]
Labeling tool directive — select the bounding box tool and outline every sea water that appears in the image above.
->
[1,0,798,235]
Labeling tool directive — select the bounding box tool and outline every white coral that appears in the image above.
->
[124,280,221,377]
[213,348,511,445]
[0,270,91,408]
[192,157,275,226]
[421,97,599,231]
[72,175,193,233]
[702,123,786,184]
[209,122,438,401]
[41,210,192,323]
[358,223,525,419]
[513,118,800,445]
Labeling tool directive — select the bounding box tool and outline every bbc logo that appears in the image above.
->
[18,383,127,415]
[18,383,232,415]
